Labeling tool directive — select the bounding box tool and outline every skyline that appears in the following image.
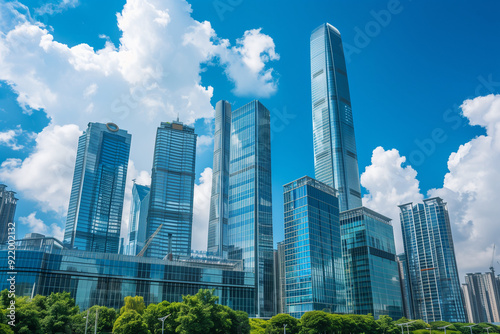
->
[0,0,500,282]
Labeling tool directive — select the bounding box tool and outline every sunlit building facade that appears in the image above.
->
[283,176,346,318]
[462,271,500,323]
[208,100,232,258]
[228,100,274,317]
[64,122,131,253]
[310,23,362,211]
[399,197,466,322]
[341,207,403,319]
[126,183,150,256]
[146,121,197,258]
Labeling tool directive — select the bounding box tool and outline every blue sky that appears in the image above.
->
[1,0,499,278]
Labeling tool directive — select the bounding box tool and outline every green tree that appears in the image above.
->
[265,313,300,334]
[250,318,267,334]
[143,301,182,334]
[300,311,332,334]
[0,323,14,334]
[229,310,251,334]
[327,314,344,334]
[121,296,147,315]
[376,315,396,334]
[113,310,151,334]
[176,289,222,334]
[39,292,79,334]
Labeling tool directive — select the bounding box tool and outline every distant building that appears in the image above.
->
[0,236,255,315]
[399,198,466,322]
[64,122,131,253]
[310,23,362,211]
[462,272,500,323]
[283,176,346,318]
[145,120,197,258]
[228,100,274,317]
[341,207,403,319]
[126,183,150,255]
[207,100,231,258]
[0,184,17,245]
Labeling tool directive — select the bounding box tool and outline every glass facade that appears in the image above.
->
[276,241,286,314]
[228,100,274,317]
[64,122,131,253]
[310,23,362,212]
[208,100,232,258]
[397,253,413,319]
[0,184,17,244]
[283,176,346,318]
[126,183,150,255]
[399,197,466,322]
[146,121,197,258]
[0,246,255,315]
[341,207,403,319]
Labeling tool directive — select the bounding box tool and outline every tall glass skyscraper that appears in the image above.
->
[399,197,466,323]
[145,120,197,258]
[64,122,131,253]
[341,207,403,319]
[283,176,346,318]
[310,23,362,211]
[0,184,17,245]
[208,100,232,258]
[126,182,150,255]
[228,100,274,318]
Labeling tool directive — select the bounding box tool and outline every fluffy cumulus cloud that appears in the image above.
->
[0,125,26,150]
[361,94,500,277]
[360,147,423,251]
[0,0,279,244]
[19,212,64,240]
[0,124,81,214]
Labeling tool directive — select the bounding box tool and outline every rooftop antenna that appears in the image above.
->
[177,113,180,122]
[490,244,496,274]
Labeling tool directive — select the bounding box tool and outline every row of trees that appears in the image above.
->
[250,313,500,334]
[1,288,500,334]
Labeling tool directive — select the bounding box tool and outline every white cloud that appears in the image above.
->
[19,211,64,240]
[428,94,500,276]
[0,124,81,214]
[196,134,213,150]
[0,126,25,150]
[191,167,212,251]
[0,0,279,237]
[360,146,423,252]
[361,94,500,278]
[35,0,79,16]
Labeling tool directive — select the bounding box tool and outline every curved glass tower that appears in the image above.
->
[310,23,362,211]
[64,122,131,253]
[207,100,231,258]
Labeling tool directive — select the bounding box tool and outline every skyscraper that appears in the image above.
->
[341,207,403,319]
[228,100,274,317]
[276,241,286,314]
[145,120,197,258]
[283,176,346,318]
[399,197,466,323]
[64,122,131,253]
[397,253,413,319]
[0,184,18,245]
[462,272,500,323]
[310,23,362,211]
[126,182,150,255]
[208,100,232,258]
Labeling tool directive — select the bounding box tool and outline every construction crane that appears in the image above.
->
[490,244,496,273]
[136,224,163,257]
